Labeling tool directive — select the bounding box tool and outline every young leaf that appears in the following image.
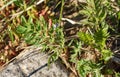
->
[16,25,27,34]
[78,32,94,45]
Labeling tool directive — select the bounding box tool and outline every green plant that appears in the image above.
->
[0,0,66,66]
[1,0,120,76]
[77,59,104,77]
[16,15,65,62]
[75,0,113,76]
[70,40,82,63]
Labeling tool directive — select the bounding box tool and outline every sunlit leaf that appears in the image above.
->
[78,32,94,45]
[16,25,27,34]
[101,49,113,62]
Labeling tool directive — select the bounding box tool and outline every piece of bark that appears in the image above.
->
[0,46,70,77]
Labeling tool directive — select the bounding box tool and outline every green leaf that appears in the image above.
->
[16,25,27,34]
[117,12,120,20]
[48,51,59,65]
[116,0,120,6]
[8,27,14,42]
[94,23,109,49]
[115,72,120,77]
[80,19,94,26]
[101,49,113,62]
[70,41,82,63]
[77,60,92,77]
[14,0,23,6]
[99,8,107,22]
[21,16,27,25]
[28,17,33,24]
[78,32,94,45]
[79,9,91,16]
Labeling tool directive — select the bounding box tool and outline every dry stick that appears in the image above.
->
[10,0,44,20]
[1,0,45,22]
[59,55,78,77]
[62,18,82,25]
[78,0,86,3]
[0,0,16,11]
